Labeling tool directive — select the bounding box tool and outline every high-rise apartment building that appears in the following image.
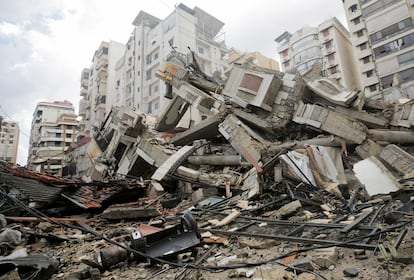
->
[114,3,227,120]
[28,101,79,176]
[78,41,125,137]
[0,117,19,164]
[342,0,414,98]
[275,17,360,90]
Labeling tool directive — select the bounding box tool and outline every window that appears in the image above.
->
[356,30,364,37]
[148,102,152,114]
[146,54,152,65]
[380,74,393,88]
[359,42,367,50]
[362,56,370,64]
[9,141,13,144]
[154,102,159,110]
[370,18,413,44]
[327,53,335,62]
[239,73,263,94]
[369,84,377,92]
[291,34,318,51]
[365,69,373,77]
[154,84,159,93]
[325,40,333,49]
[322,29,329,37]
[353,17,361,25]
[398,50,414,66]
[154,52,159,60]
[146,69,152,80]
[281,50,288,57]
[329,66,338,74]
[349,4,358,13]
[198,46,204,54]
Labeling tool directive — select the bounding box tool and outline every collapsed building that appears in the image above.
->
[1,49,414,279]
[65,49,413,202]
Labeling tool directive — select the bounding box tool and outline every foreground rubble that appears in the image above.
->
[1,50,414,279]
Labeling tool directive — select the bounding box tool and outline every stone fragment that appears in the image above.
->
[343,267,359,277]
[310,247,338,269]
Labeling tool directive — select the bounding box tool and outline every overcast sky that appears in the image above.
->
[0,0,346,165]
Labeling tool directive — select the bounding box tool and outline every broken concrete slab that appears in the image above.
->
[355,139,383,159]
[353,156,401,197]
[218,114,264,171]
[151,145,197,181]
[293,103,367,144]
[306,77,358,106]
[379,144,414,177]
[170,115,222,146]
[101,206,161,220]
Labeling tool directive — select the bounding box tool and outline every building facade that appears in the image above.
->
[114,4,227,121]
[28,101,79,176]
[78,41,125,138]
[342,0,414,98]
[0,117,19,164]
[275,17,360,90]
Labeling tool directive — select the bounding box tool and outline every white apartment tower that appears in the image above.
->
[78,41,125,137]
[275,17,360,90]
[0,117,19,164]
[114,3,227,117]
[342,0,414,98]
[28,101,78,176]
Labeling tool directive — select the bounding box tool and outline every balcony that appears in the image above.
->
[349,9,362,21]
[357,48,373,59]
[95,103,106,111]
[96,67,107,80]
[80,87,88,97]
[95,57,108,70]
[352,36,369,47]
[81,78,88,88]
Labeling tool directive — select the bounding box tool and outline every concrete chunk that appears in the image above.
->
[293,103,367,144]
[379,144,414,176]
[353,156,401,197]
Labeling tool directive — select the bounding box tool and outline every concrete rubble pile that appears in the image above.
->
[0,50,414,279]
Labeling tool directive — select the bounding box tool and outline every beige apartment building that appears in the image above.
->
[28,101,78,176]
[78,41,125,138]
[275,17,360,91]
[0,117,19,164]
[342,0,414,99]
[224,49,280,75]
